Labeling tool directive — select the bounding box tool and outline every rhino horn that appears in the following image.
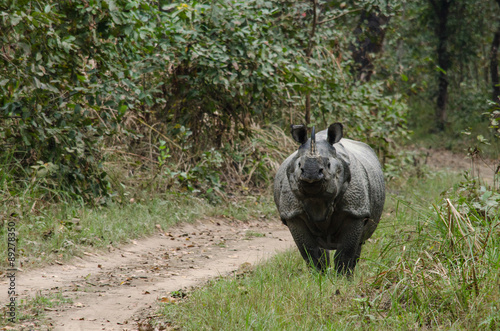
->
[310,126,316,155]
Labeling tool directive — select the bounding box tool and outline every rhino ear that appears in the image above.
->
[291,124,307,144]
[327,123,343,145]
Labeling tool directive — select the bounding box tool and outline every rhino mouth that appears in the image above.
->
[299,180,325,194]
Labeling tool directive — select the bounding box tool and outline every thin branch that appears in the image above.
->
[103,149,159,164]
[136,117,183,151]
[304,0,318,125]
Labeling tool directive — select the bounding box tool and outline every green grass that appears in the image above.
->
[244,230,266,239]
[0,291,73,327]
[157,172,500,330]
[0,192,276,269]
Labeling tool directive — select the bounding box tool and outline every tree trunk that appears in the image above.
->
[429,0,453,131]
[304,0,318,125]
[491,0,500,104]
[491,28,500,104]
[305,94,311,125]
[350,9,390,82]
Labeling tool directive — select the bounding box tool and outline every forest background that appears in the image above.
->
[1,0,500,204]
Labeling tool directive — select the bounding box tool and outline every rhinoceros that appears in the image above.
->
[273,123,385,274]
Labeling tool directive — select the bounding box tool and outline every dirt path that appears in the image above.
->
[421,147,498,185]
[1,217,293,330]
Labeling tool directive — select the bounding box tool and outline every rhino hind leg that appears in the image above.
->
[287,219,330,272]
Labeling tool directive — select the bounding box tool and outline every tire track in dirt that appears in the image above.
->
[0,217,293,330]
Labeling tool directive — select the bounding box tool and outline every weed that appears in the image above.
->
[244,231,265,239]
[0,291,72,326]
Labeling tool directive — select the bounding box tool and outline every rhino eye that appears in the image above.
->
[327,162,331,169]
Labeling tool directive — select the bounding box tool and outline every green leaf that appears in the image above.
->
[118,105,128,115]
[435,66,447,75]
[74,104,82,115]
[10,14,22,26]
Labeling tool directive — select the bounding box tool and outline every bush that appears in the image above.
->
[1,0,163,202]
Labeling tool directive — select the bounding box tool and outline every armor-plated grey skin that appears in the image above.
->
[273,123,385,274]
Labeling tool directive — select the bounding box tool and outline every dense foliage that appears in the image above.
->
[1,0,410,202]
[2,0,500,202]
[1,0,159,201]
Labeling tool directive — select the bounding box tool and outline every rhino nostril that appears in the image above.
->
[319,168,324,174]
[301,168,304,174]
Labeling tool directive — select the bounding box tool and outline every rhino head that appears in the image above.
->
[286,123,351,220]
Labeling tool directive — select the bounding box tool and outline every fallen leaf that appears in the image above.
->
[159,296,177,303]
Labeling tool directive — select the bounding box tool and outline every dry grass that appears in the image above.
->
[101,123,296,201]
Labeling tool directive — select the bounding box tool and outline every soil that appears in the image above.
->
[420,147,498,185]
[1,148,497,331]
[0,217,293,330]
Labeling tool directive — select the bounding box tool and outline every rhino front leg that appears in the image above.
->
[333,219,364,275]
[286,219,330,272]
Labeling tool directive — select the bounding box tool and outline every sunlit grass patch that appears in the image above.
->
[160,250,360,330]
[244,230,266,239]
